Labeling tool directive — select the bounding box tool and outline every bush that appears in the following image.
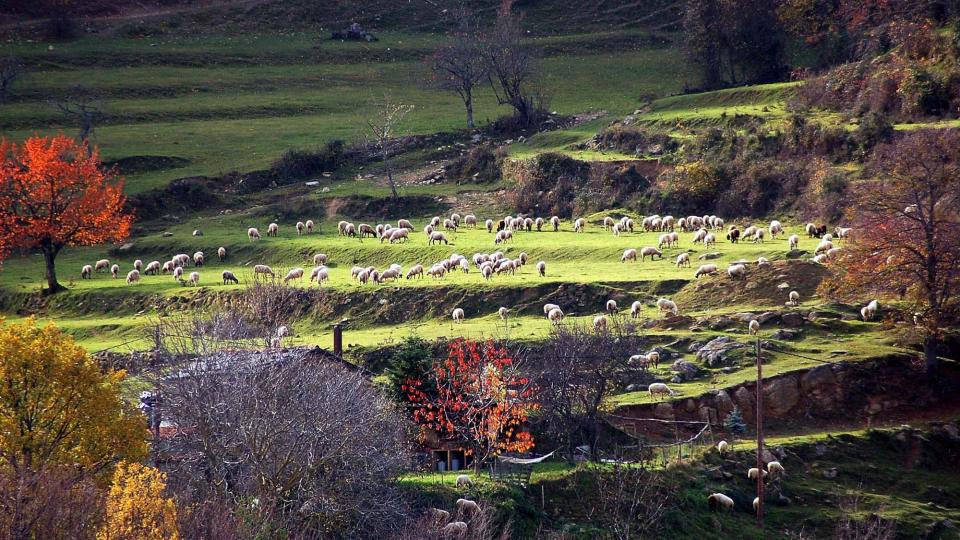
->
[269,140,346,181]
[660,161,728,215]
[590,123,678,156]
[444,144,505,184]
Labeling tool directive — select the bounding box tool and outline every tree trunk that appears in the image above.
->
[382,151,398,199]
[465,87,474,129]
[41,244,65,294]
[923,336,939,373]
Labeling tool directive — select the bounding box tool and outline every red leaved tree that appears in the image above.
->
[404,339,538,471]
[820,129,960,371]
[0,135,132,293]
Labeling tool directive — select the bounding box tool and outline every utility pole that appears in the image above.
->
[755,335,764,530]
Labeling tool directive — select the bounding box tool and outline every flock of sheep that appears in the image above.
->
[708,440,787,514]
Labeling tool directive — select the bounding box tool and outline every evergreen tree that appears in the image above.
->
[724,407,748,441]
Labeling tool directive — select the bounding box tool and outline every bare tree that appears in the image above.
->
[53,85,106,145]
[365,95,413,199]
[589,460,668,540]
[429,7,487,129]
[531,319,647,462]
[480,1,544,126]
[153,348,413,538]
[0,55,24,104]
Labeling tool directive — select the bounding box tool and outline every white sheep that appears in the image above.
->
[630,301,642,319]
[193,251,205,267]
[749,319,760,335]
[430,232,450,245]
[704,233,717,247]
[573,218,586,232]
[648,382,675,399]
[676,252,691,268]
[606,299,618,313]
[861,299,879,321]
[640,247,663,261]
[727,263,747,279]
[267,222,279,237]
[788,290,800,306]
[442,522,468,536]
[707,493,734,511]
[283,267,305,284]
[455,474,473,488]
[222,270,239,285]
[253,264,275,278]
[95,259,110,272]
[456,498,479,514]
[313,253,328,266]
[452,308,465,323]
[134,259,143,271]
[296,221,305,235]
[788,234,799,250]
[536,260,546,277]
[110,264,120,278]
[766,461,785,478]
[161,261,175,274]
[815,240,833,255]
[754,497,761,513]
[551,216,561,231]
[248,227,261,241]
[695,264,718,278]
[144,261,161,275]
[430,508,451,525]
[752,228,766,243]
[593,315,608,332]
[757,257,769,266]
[548,307,564,324]
[217,247,227,261]
[188,271,200,286]
[125,269,140,284]
[543,303,560,316]
[747,468,768,480]
[621,248,638,263]
[305,219,314,233]
[717,440,728,454]
[656,298,678,316]
[406,264,424,279]
[498,307,509,320]
[769,220,783,239]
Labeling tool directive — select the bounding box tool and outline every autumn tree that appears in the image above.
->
[98,462,179,540]
[365,95,413,199]
[0,319,148,539]
[0,135,132,293]
[429,6,487,129]
[405,339,538,470]
[820,129,960,371]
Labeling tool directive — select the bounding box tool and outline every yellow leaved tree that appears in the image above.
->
[98,461,179,540]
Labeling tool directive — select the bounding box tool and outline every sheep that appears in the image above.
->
[536,260,546,277]
[498,307,509,320]
[405,264,424,279]
[161,261,175,274]
[455,499,479,513]
[695,264,718,278]
[543,303,560,316]
[822,233,833,243]
[826,247,842,259]
[485,219,494,233]
[193,251,205,267]
[603,216,615,230]
[283,267,305,285]
[675,252,691,268]
[95,259,110,272]
[573,218,586,232]
[450,213,462,226]
[188,271,200,286]
[267,222,279,237]
[747,468,768,480]
[388,228,410,243]
[452,308,465,323]
[455,474,473,488]
[727,263,747,280]
[396,218,413,231]
[640,247,663,261]
[296,221,305,235]
[692,228,708,244]
[548,307,564,324]
[311,266,330,285]
[645,351,661,369]
[551,216,561,231]
[443,218,457,232]
[707,493,735,511]
[357,223,375,238]
[766,461,785,478]
[305,219,314,233]
[648,382,675,399]
[749,319,760,335]
[757,257,770,266]
[606,299,618,313]
[717,440,728,454]
[703,233,717,247]
[752,228,766,243]
[726,228,741,243]
[144,261,161,275]
[593,315,608,332]
[110,264,120,278]
[769,220,784,239]
[343,223,356,237]
[494,230,513,244]
[534,217,544,231]
[430,232,450,245]
[248,227,261,241]
[789,290,800,306]
[276,326,290,339]
[630,301,642,319]
[861,299,879,321]
[429,508,451,526]
[222,270,239,285]
[125,269,140,284]
[621,248,638,263]
[133,259,143,271]
[754,497,761,513]
[442,522,468,536]
[173,254,191,267]
[253,264,275,278]
[656,298,678,316]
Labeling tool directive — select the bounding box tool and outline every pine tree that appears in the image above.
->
[724,407,748,442]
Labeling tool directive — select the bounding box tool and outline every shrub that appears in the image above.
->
[269,140,345,180]
[444,144,505,183]
[590,123,678,156]
[660,161,728,215]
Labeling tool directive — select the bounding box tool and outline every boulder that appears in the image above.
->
[653,403,675,420]
[781,312,804,327]
[671,360,701,381]
[763,376,800,417]
[696,336,746,367]
[771,329,800,340]
[786,249,808,259]
[734,386,755,415]
[714,390,735,417]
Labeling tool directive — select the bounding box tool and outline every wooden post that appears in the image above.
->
[755,336,764,530]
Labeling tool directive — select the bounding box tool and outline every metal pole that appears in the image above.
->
[756,335,764,530]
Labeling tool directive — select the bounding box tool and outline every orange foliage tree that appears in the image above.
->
[0,135,132,293]
[404,339,538,470]
[820,129,960,371]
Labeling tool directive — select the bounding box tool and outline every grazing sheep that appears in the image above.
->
[543,303,560,316]
[455,474,473,488]
[267,223,279,237]
[388,228,410,243]
[593,315,608,332]
[630,301,642,319]
[248,227,261,241]
[174,254,191,267]
[498,307,509,320]
[443,218,457,231]
[485,219,494,233]
[645,351,660,369]
[125,269,140,285]
[767,461,785,478]
[648,382,675,399]
[429,232,449,245]
[95,259,110,272]
[656,298,678,316]
[283,267,305,284]
[692,228,708,244]
[134,259,143,271]
[573,218,586,232]
[398,218,413,231]
[450,213,462,226]
[551,216,561,231]
[789,290,800,306]
[296,221,305,235]
[194,251,205,267]
[452,308,465,323]
[144,261,161,275]
[305,219,314,233]
[161,261,175,274]
[707,493,735,511]
[788,234,799,250]
[606,299,618,313]
[861,299,879,321]
[769,220,784,239]
[430,508,451,525]
[494,230,513,244]
[548,307,564,324]
[727,263,747,280]
[111,264,120,278]
[310,266,330,285]
[752,228,766,243]
[603,216,615,230]
[815,240,833,255]
[536,260,546,277]
[726,228,741,243]
[675,253,691,268]
[749,319,760,335]
[253,264,275,278]
[358,223,376,238]
[640,247,663,261]
[442,522,468,536]
[216,246,226,262]
[695,264,718,278]
[276,326,290,340]
[313,253,328,266]
[747,468,768,480]
[343,223,356,237]
[621,248,638,263]
[704,233,717,247]
[717,440,728,454]
[188,271,200,286]
[534,217,544,231]
[456,499,480,513]
[222,271,239,285]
